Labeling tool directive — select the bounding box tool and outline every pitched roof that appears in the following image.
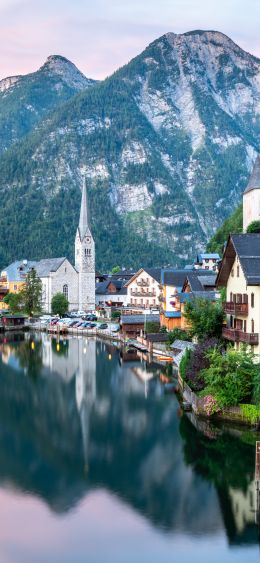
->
[197,253,220,262]
[121,314,160,325]
[183,272,217,291]
[244,154,260,194]
[34,257,66,277]
[1,260,37,282]
[95,278,127,295]
[162,269,189,287]
[178,291,218,303]
[124,268,162,286]
[170,340,195,351]
[217,233,260,286]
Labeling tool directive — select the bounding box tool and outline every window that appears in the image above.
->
[230,292,233,302]
[231,268,234,277]
[243,294,248,304]
[251,319,255,333]
[237,265,239,277]
[63,284,68,301]
[65,267,67,273]
[14,285,17,291]
[251,293,254,308]
[243,320,247,333]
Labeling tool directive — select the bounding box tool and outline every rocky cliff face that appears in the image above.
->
[0,55,96,153]
[0,31,259,270]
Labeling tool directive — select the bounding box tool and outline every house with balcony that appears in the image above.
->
[125,268,161,309]
[216,233,260,358]
[194,253,220,271]
[95,279,127,308]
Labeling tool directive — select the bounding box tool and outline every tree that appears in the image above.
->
[51,292,69,316]
[184,298,224,342]
[246,221,260,233]
[111,266,121,274]
[20,269,42,316]
[167,328,190,345]
[3,292,23,314]
[145,321,160,333]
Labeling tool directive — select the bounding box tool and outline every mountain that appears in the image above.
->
[0,31,259,270]
[207,203,243,254]
[0,55,96,153]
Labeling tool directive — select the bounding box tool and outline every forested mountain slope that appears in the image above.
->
[0,31,259,270]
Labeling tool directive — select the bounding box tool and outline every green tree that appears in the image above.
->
[51,292,69,316]
[167,328,190,345]
[246,221,260,233]
[3,292,23,314]
[21,269,42,316]
[184,298,224,342]
[111,266,121,274]
[145,321,160,333]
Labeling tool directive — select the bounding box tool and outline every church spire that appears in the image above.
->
[79,176,89,240]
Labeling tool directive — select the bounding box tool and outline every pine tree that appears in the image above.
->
[21,269,42,316]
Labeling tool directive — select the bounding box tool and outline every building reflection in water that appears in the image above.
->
[0,332,259,548]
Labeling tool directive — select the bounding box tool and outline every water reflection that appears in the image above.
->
[0,333,259,559]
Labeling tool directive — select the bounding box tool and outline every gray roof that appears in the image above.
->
[178,291,218,303]
[1,260,37,282]
[244,154,260,194]
[121,314,160,325]
[170,339,195,351]
[162,269,189,287]
[183,272,216,291]
[144,268,162,283]
[232,234,260,284]
[95,278,127,295]
[34,257,66,277]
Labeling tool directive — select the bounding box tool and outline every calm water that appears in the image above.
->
[0,332,259,563]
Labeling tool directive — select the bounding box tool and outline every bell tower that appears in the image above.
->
[75,177,95,311]
[243,154,260,232]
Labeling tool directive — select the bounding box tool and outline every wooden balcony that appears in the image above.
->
[136,280,149,287]
[131,290,156,297]
[222,327,259,345]
[224,302,248,316]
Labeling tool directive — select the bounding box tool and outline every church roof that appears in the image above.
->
[34,257,66,277]
[244,154,260,194]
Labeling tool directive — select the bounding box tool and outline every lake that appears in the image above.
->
[0,332,259,563]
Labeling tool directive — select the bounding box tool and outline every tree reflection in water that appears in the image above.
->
[0,333,258,546]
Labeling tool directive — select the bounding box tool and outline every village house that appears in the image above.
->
[216,233,260,358]
[194,253,220,271]
[95,278,128,308]
[120,314,160,339]
[160,269,218,331]
[125,268,161,309]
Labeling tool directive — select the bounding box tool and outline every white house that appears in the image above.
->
[125,268,161,309]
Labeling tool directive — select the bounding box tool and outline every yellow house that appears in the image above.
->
[0,260,32,310]
[217,233,260,359]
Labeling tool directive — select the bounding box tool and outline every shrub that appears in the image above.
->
[167,328,190,345]
[145,321,160,333]
[246,221,260,233]
[51,292,68,316]
[185,338,221,392]
[202,347,258,407]
[179,348,191,380]
[202,395,221,417]
[240,404,260,424]
[253,372,260,404]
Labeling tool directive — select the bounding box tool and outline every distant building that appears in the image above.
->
[125,268,161,309]
[194,253,220,271]
[243,154,260,232]
[121,314,160,339]
[95,279,128,308]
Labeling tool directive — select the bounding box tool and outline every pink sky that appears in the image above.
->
[0,0,259,80]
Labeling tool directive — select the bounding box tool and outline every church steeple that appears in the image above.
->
[75,175,95,311]
[78,176,90,240]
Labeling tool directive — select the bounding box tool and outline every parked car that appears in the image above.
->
[69,320,79,327]
[98,323,108,330]
[50,318,59,326]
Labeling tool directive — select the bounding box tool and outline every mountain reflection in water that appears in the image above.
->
[0,332,259,562]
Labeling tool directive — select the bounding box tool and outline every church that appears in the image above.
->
[1,178,96,313]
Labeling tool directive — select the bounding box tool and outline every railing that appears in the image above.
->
[222,327,259,345]
[224,302,248,315]
[130,290,156,297]
[136,280,149,287]
[0,285,8,291]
